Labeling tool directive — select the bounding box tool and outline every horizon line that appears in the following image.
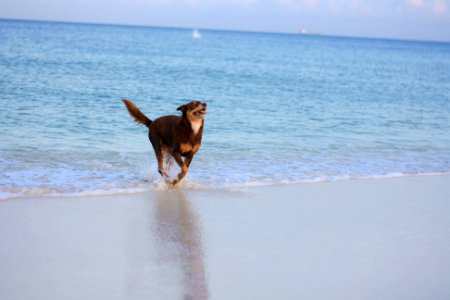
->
[1,17,449,44]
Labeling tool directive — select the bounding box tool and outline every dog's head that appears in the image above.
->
[177,101,207,119]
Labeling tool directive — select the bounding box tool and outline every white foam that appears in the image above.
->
[1,153,450,200]
[2,171,450,201]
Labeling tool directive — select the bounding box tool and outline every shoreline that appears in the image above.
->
[2,172,450,202]
[1,175,449,299]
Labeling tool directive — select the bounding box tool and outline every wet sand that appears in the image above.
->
[1,175,449,300]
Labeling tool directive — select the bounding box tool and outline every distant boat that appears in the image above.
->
[298,28,322,36]
[192,29,201,40]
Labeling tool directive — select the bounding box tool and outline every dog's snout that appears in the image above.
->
[202,103,207,107]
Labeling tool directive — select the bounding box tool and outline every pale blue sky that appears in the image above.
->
[1,0,449,41]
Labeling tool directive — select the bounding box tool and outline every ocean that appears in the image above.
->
[1,19,449,199]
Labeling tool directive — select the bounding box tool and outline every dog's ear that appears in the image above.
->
[177,104,186,112]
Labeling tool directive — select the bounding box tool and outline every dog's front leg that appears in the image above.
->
[170,151,188,186]
[184,154,195,168]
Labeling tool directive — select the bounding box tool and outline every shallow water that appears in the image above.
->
[1,19,450,198]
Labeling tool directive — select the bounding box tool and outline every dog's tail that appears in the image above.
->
[122,99,152,128]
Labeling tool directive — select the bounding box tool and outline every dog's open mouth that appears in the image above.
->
[193,108,207,116]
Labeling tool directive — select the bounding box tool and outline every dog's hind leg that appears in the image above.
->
[170,151,188,186]
[149,132,169,178]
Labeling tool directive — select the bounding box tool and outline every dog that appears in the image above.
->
[123,99,207,186]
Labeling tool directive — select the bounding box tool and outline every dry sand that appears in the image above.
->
[1,175,449,300]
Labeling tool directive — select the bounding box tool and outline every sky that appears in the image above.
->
[1,0,449,42]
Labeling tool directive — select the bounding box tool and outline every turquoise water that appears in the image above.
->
[1,19,449,199]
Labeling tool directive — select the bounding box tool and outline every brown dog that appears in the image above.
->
[123,99,207,186]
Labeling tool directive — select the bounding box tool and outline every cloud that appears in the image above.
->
[304,0,319,6]
[275,0,377,14]
[406,0,448,15]
[126,0,448,17]
[433,0,448,14]
[408,0,424,6]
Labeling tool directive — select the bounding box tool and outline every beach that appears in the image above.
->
[1,175,449,300]
[1,20,450,300]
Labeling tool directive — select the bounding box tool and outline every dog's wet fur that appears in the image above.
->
[123,99,207,186]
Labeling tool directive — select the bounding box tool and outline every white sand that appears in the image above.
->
[0,175,449,300]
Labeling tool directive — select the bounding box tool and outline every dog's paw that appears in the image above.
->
[158,169,169,178]
[165,178,180,187]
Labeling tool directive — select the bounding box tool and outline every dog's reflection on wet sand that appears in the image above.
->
[153,190,208,300]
